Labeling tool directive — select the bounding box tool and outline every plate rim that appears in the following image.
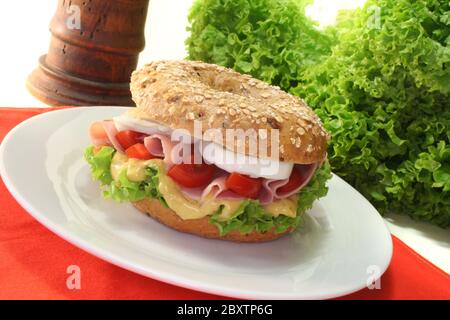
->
[0,106,393,300]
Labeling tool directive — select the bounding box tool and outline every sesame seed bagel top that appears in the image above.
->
[130,60,329,164]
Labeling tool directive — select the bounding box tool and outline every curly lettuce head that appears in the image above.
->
[294,0,450,226]
[186,0,336,91]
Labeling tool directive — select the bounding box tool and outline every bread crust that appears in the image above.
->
[130,60,329,164]
[132,198,292,242]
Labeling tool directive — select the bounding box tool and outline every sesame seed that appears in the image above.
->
[168,106,176,114]
[297,127,306,135]
[313,126,322,136]
[194,95,204,103]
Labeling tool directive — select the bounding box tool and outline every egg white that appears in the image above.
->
[113,113,293,179]
[202,142,293,180]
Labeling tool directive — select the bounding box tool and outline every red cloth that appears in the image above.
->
[0,107,449,300]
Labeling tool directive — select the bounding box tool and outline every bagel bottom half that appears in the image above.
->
[132,198,293,242]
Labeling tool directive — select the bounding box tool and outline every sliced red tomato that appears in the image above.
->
[115,130,143,150]
[125,143,155,160]
[89,122,108,141]
[225,173,262,199]
[168,162,216,188]
[277,166,307,194]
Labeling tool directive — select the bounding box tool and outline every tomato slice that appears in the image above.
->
[167,162,216,188]
[225,173,262,199]
[90,122,108,141]
[125,143,155,160]
[115,130,143,150]
[277,166,308,194]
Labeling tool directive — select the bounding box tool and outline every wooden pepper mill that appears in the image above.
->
[27,0,150,106]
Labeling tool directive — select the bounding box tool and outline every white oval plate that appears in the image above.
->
[0,107,392,300]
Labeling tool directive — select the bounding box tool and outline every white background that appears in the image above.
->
[0,0,448,273]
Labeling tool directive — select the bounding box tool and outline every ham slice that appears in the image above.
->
[180,172,228,201]
[144,134,173,160]
[89,121,111,147]
[200,175,227,200]
[259,163,318,204]
[143,134,197,168]
[278,163,317,197]
[89,120,124,152]
[180,163,317,204]
[151,138,318,204]
[89,120,318,204]
[179,186,203,201]
[259,179,288,205]
[180,171,244,202]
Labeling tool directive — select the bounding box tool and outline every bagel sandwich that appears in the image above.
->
[84,60,331,242]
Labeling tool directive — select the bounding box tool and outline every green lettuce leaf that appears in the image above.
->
[84,146,114,185]
[186,0,336,92]
[295,0,450,227]
[296,161,332,214]
[209,163,331,235]
[84,146,167,205]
